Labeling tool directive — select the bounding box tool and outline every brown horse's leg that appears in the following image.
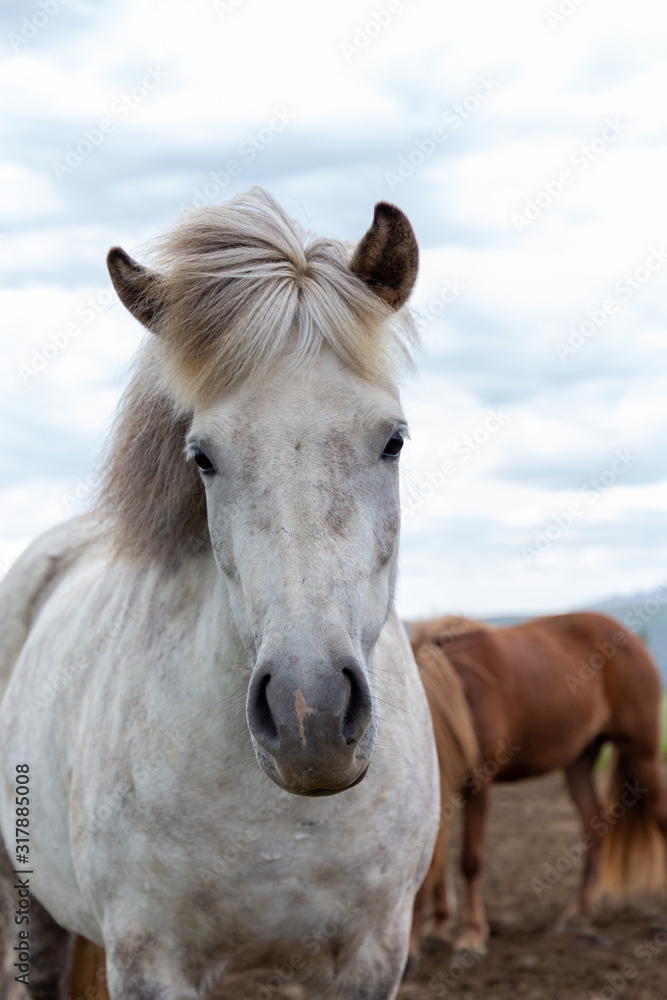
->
[454,784,489,955]
[405,818,458,977]
[421,823,456,943]
[405,879,428,977]
[562,736,606,922]
[430,854,456,941]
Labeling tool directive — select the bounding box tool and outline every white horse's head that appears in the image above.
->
[105,190,419,796]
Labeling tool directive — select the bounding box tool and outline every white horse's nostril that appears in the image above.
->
[246,655,375,792]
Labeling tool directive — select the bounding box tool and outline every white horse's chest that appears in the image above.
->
[0,559,437,968]
[71,698,426,954]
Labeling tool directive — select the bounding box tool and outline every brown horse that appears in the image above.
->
[409,611,667,958]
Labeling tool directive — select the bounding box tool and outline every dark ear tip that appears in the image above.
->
[372,203,418,256]
[373,201,403,219]
[372,202,411,229]
[107,246,141,272]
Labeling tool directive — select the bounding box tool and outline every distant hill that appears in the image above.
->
[485,591,667,684]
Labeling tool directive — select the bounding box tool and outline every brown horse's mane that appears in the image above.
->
[409,615,500,688]
[93,190,417,562]
[409,614,487,647]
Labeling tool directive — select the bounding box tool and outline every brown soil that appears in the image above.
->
[218,771,667,1000]
[404,770,667,1000]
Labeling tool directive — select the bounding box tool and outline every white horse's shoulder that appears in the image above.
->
[0,516,99,699]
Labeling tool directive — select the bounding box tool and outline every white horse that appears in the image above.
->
[0,190,439,1000]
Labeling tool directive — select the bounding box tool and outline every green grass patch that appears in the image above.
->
[596,742,612,772]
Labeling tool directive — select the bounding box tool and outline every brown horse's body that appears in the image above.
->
[410,611,667,958]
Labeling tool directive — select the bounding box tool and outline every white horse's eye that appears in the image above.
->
[382,433,404,459]
[194,451,216,475]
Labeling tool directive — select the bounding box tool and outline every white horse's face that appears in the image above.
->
[106,192,420,798]
[187,349,405,795]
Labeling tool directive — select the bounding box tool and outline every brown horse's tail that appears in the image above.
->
[409,637,479,947]
[598,747,667,897]
[416,639,479,808]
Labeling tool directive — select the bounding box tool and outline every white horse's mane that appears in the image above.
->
[95,188,417,561]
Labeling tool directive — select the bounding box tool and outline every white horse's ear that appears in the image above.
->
[107,247,164,330]
[350,202,419,310]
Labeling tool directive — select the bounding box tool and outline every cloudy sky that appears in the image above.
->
[2,0,667,619]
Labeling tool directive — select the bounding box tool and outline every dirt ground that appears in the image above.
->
[399,770,667,1000]
[217,771,667,1000]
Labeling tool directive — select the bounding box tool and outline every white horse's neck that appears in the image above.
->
[162,547,250,675]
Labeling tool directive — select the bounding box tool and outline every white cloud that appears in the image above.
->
[3,0,667,620]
